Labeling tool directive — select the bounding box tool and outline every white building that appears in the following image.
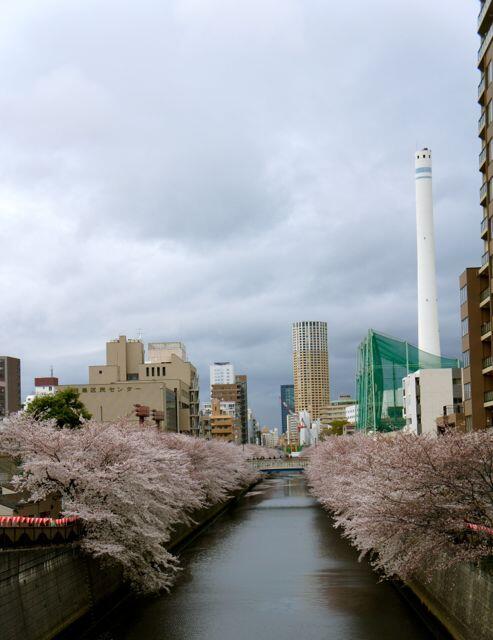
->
[202,400,237,417]
[286,414,299,445]
[345,404,358,424]
[403,368,462,436]
[24,376,59,406]
[261,428,279,448]
[209,362,235,387]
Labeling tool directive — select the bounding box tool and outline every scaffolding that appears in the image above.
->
[356,330,461,432]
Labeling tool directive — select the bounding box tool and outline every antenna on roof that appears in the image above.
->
[50,365,54,377]
[137,328,143,341]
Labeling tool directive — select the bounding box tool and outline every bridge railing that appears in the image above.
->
[0,516,83,548]
[248,459,309,470]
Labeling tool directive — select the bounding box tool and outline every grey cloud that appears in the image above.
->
[0,0,481,425]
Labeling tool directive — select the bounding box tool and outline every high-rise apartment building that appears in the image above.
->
[292,321,330,420]
[0,356,21,418]
[459,3,493,430]
[280,384,295,433]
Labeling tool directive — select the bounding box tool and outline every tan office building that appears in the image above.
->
[0,356,21,418]
[59,336,199,433]
[460,4,493,430]
[211,374,248,443]
[319,395,355,426]
[209,398,239,442]
[292,321,330,420]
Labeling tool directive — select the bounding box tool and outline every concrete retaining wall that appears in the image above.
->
[407,560,493,640]
[0,490,248,640]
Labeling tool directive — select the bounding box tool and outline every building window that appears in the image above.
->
[464,383,471,400]
[146,367,149,376]
[488,100,493,124]
[460,285,467,305]
[157,367,160,376]
[151,367,155,376]
[461,318,469,336]
[126,373,138,381]
[489,176,493,200]
[463,350,470,368]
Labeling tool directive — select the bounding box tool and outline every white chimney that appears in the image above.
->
[415,148,441,356]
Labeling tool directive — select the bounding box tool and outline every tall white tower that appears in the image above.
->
[415,148,441,356]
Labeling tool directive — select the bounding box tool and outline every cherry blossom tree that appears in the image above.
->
[0,415,257,593]
[307,432,493,580]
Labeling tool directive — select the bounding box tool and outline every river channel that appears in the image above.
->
[92,474,434,640]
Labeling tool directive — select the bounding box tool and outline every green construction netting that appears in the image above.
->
[356,330,461,432]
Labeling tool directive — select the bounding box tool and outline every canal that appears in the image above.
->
[92,475,434,640]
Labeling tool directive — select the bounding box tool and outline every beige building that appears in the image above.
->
[292,321,330,420]
[59,336,199,433]
[209,398,240,442]
[320,394,355,426]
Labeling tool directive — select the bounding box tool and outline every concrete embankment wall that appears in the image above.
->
[406,560,493,640]
[0,490,248,640]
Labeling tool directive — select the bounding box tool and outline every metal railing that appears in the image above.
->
[485,390,493,403]
[479,75,486,101]
[483,356,493,369]
[482,251,489,267]
[482,321,492,335]
[480,146,488,168]
[443,404,463,416]
[479,23,493,63]
[480,287,491,302]
[248,459,308,470]
[479,0,493,33]
[480,181,488,203]
[482,216,489,235]
[479,111,487,135]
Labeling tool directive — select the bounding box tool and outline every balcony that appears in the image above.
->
[480,287,491,306]
[480,145,488,170]
[479,0,493,36]
[479,111,487,136]
[479,23,493,64]
[485,390,493,405]
[479,75,486,103]
[482,216,489,238]
[480,181,488,204]
[483,356,493,372]
[482,321,492,339]
[480,251,490,275]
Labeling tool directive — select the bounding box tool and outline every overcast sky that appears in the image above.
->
[0,0,482,427]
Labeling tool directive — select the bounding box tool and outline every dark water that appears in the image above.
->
[94,475,433,640]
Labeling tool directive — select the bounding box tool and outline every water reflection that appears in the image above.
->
[91,475,432,640]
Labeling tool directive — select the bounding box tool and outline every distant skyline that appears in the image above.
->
[0,1,481,427]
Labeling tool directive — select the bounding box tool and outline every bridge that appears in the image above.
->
[248,459,308,472]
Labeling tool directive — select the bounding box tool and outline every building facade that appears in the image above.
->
[292,321,330,420]
[209,362,235,387]
[211,374,248,443]
[459,4,493,430]
[59,336,199,433]
[403,368,462,436]
[0,357,21,418]
[280,384,295,433]
[319,394,355,426]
